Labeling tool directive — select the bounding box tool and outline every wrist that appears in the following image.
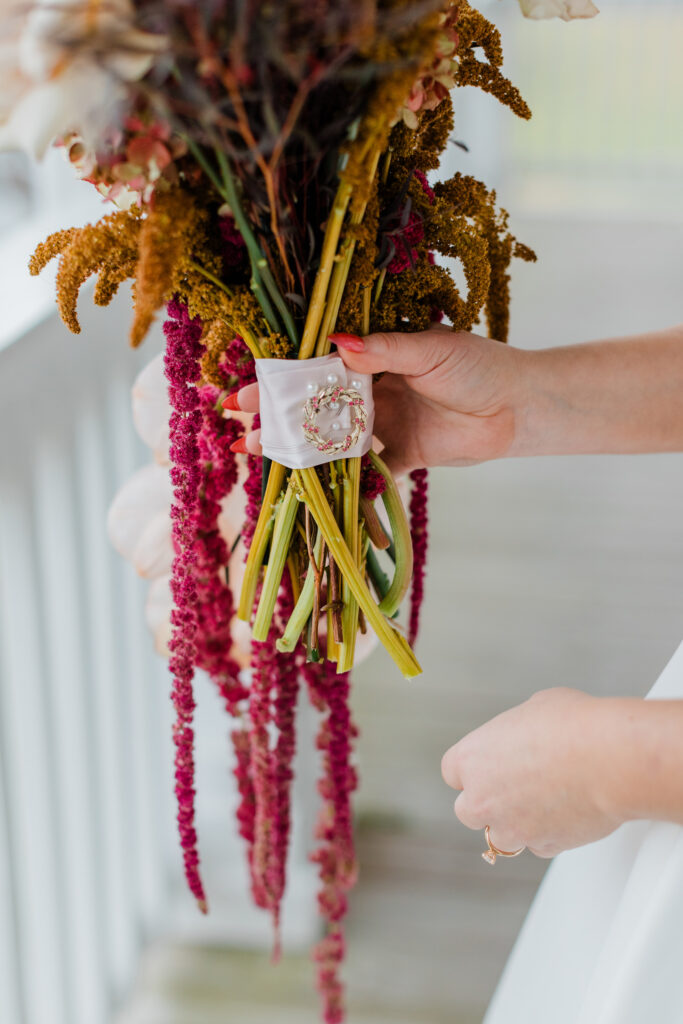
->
[588,696,681,825]
[586,697,639,825]
[505,343,627,459]
[504,347,556,458]
[505,327,683,459]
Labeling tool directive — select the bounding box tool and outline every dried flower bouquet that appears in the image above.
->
[18,0,534,1018]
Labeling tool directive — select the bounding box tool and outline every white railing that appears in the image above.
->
[0,295,173,1024]
[0,292,318,1024]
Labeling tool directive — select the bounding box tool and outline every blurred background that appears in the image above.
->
[1,1,683,1022]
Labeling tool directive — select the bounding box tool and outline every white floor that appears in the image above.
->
[118,215,683,1023]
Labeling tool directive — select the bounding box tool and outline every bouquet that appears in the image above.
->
[10,0,537,1018]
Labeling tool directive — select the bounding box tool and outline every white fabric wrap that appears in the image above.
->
[255,355,375,470]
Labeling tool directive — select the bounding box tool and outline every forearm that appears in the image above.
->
[509,324,683,457]
[596,697,683,825]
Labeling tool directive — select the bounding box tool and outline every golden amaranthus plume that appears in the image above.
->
[455,0,532,119]
[28,191,225,347]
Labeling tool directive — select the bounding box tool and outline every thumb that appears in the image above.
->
[329,327,453,377]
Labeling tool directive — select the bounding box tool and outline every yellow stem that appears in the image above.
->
[315,146,382,357]
[326,602,339,663]
[362,284,371,335]
[298,182,354,360]
[373,267,387,305]
[237,462,286,621]
[277,532,324,653]
[381,148,393,185]
[223,318,264,360]
[287,553,301,605]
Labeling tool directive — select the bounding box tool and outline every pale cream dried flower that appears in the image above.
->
[0,0,166,155]
[517,0,599,21]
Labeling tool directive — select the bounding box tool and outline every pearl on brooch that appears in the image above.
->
[351,379,362,390]
[306,380,318,393]
[331,422,341,432]
[329,400,340,412]
[326,372,339,385]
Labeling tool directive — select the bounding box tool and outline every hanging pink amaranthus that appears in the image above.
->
[194,383,246,710]
[270,645,299,921]
[163,297,207,912]
[194,334,264,911]
[248,578,300,947]
[195,333,286,927]
[408,468,429,646]
[217,335,302,941]
[248,629,279,911]
[268,576,300,946]
[305,661,359,1024]
[232,723,256,856]
[243,425,262,551]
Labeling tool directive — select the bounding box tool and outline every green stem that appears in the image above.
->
[368,451,413,617]
[182,134,228,200]
[337,458,361,673]
[252,480,300,641]
[183,134,282,337]
[257,257,300,350]
[366,546,391,602]
[249,269,281,337]
[214,147,300,347]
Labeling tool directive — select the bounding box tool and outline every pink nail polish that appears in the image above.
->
[329,332,365,353]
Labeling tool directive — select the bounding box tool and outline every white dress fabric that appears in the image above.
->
[484,639,683,1024]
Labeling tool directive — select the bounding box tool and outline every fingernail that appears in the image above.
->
[229,436,248,454]
[222,392,241,411]
[329,332,365,353]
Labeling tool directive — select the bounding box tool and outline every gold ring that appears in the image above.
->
[482,825,525,865]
